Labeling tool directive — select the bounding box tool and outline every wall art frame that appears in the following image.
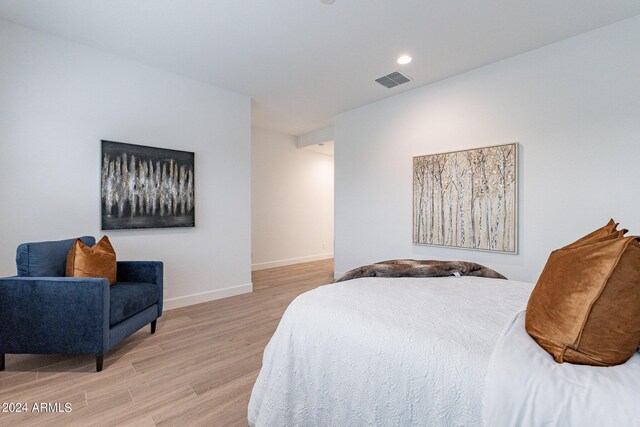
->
[412,142,518,253]
[101,140,195,230]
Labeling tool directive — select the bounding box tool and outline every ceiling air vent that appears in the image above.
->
[375,71,412,88]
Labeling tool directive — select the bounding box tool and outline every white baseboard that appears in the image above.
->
[163,282,253,311]
[252,253,334,271]
[334,271,345,281]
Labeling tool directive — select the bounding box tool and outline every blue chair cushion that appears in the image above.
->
[109,282,159,326]
[16,236,96,277]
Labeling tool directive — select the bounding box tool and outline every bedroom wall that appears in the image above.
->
[0,19,252,309]
[251,127,334,270]
[334,15,640,283]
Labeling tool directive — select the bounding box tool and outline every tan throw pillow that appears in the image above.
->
[66,236,117,285]
[562,218,621,249]
[526,225,640,366]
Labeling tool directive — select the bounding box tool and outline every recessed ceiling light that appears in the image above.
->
[320,0,335,4]
[397,55,412,65]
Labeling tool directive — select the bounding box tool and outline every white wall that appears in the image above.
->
[252,127,334,270]
[335,16,640,283]
[0,20,252,309]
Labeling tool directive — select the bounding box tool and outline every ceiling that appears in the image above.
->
[0,1,639,136]
[303,141,334,157]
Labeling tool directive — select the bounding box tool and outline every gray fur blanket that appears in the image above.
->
[335,259,507,282]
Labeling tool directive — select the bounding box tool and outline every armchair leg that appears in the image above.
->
[1,354,4,371]
[151,319,157,334]
[96,355,104,372]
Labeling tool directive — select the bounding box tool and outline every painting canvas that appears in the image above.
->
[413,143,517,253]
[101,140,195,230]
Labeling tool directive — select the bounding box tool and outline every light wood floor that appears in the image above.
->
[0,259,334,427]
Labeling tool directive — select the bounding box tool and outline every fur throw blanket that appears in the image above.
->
[335,259,507,282]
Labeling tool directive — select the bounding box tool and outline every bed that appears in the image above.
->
[248,276,640,426]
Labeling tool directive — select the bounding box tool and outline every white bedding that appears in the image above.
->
[483,310,640,427]
[248,276,534,426]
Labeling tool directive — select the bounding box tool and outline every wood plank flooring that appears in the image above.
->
[0,259,334,426]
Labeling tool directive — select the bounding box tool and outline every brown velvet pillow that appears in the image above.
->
[526,223,640,366]
[562,218,621,249]
[66,236,117,285]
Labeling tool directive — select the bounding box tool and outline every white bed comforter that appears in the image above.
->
[248,276,534,427]
[482,310,640,427]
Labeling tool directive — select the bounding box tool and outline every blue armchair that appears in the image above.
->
[0,236,163,372]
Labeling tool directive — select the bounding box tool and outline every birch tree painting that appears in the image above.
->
[413,143,517,253]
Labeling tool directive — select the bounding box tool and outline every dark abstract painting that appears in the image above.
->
[101,140,195,230]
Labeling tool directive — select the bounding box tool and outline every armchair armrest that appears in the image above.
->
[0,277,109,355]
[117,261,164,316]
